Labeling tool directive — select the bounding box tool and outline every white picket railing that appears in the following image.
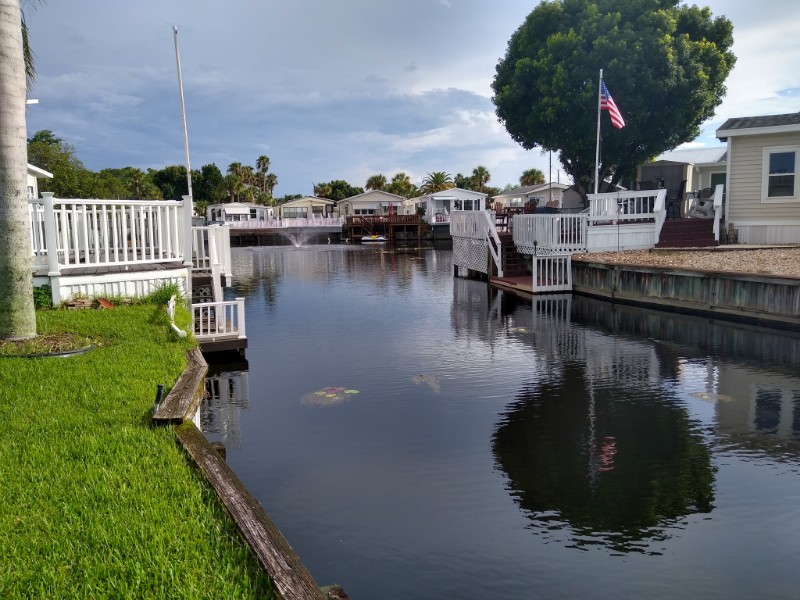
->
[587,189,666,224]
[450,210,503,276]
[192,224,232,286]
[222,216,343,228]
[513,214,588,255]
[29,193,186,274]
[192,298,247,342]
[532,255,573,293]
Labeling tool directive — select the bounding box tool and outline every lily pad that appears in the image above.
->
[301,386,360,407]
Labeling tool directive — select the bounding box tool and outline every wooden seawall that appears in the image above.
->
[571,259,800,331]
[154,348,347,599]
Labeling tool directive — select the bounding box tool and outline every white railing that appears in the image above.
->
[450,210,503,276]
[29,193,185,274]
[192,224,232,286]
[532,255,573,293]
[513,214,588,255]
[431,213,450,224]
[712,184,724,242]
[587,189,666,224]
[220,216,343,228]
[192,298,246,342]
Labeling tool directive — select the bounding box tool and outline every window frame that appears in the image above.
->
[761,145,799,202]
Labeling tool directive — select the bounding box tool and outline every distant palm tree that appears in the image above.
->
[256,155,270,175]
[314,183,332,198]
[520,168,545,186]
[256,155,271,194]
[420,171,454,194]
[388,172,416,198]
[264,172,278,197]
[472,166,491,192]
[365,174,387,191]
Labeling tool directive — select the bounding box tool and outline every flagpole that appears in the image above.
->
[594,68,603,195]
[173,26,193,200]
[173,26,194,271]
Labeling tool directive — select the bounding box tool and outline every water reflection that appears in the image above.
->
[200,359,250,445]
[493,370,715,554]
[487,294,715,554]
[460,286,800,553]
[202,248,800,597]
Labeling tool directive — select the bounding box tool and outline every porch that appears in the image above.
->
[28,194,246,354]
[451,186,724,294]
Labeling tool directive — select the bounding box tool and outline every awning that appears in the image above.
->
[223,205,251,215]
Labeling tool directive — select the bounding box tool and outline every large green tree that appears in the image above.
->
[0,0,35,339]
[27,130,95,197]
[313,179,363,201]
[492,0,735,198]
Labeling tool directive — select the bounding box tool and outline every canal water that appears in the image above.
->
[201,245,800,599]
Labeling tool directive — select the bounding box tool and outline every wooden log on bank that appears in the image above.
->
[152,347,207,422]
[176,420,327,600]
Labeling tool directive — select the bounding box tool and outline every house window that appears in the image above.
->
[762,147,798,200]
[283,207,307,218]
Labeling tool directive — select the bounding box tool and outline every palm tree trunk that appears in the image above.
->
[0,0,37,339]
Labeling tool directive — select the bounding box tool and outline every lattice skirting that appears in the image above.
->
[453,237,488,275]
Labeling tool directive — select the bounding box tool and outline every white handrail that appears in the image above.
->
[220,216,344,228]
[192,299,246,341]
[513,214,588,255]
[712,184,724,242]
[30,195,186,274]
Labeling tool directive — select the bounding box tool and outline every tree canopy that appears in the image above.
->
[492,0,735,197]
[520,168,546,186]
[420,172,454,194]
[313,179,364,201]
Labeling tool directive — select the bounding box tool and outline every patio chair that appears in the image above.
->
[688,187,714,218]
[665,180,686,219]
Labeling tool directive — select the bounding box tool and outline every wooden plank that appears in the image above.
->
[153,348,207,422]
[176,420,327,600]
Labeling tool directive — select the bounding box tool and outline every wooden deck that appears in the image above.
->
[490,274,534,297]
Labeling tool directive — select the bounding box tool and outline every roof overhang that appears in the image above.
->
[717,123,800,141]
[27,163,53,179]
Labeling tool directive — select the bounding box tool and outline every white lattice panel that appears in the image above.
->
[453,237,488,274]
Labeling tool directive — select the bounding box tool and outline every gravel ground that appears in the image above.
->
[572,246,800,279]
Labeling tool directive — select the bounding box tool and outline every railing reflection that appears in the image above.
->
[200,361,250,445]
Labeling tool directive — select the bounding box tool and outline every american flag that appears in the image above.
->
[600,81,625,129]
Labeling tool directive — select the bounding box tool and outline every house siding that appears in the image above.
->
[729,131,800,222]
[727,131,800,244]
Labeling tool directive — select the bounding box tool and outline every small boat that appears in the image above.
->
[361,234,388,243]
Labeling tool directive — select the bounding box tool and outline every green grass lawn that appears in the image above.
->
[0,306,275,599]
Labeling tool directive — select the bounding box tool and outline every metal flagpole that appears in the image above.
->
[173,26,194,270]
[173,26,193,200]
[594,68,603,194]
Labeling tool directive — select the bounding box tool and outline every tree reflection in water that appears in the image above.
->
[493,324,716,555]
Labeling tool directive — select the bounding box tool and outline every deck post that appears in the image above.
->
[236,298,246,339]
[40,193,60,277]
[182,195,193,268]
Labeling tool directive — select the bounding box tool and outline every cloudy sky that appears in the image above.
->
[24,0,800,196]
